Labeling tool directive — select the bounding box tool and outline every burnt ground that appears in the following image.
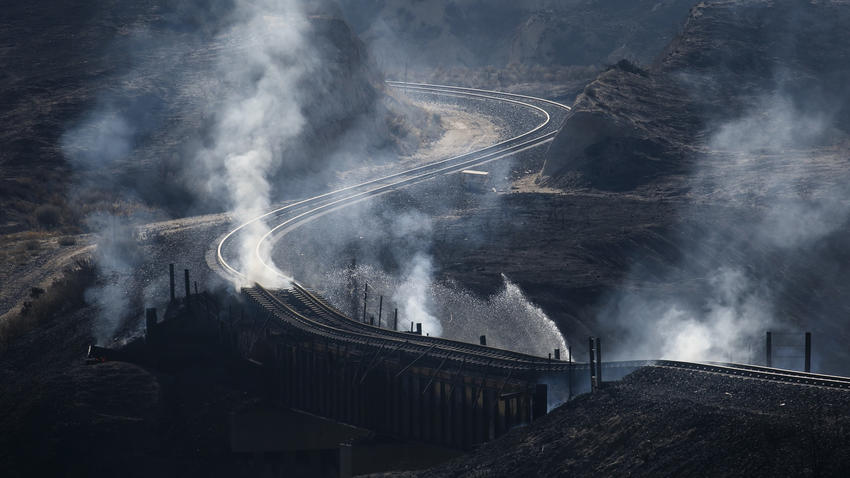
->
[369,367,850,477]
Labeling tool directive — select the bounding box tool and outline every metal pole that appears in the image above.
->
[588,337,596,392]
[479,335,487,346]
[805,332,812,372]
[554,348,560,360]
[394,308,398,331]
[378,296,383,328]
[567,346,572,400]
[362,283,369,323]
[766,331,772,367]
[595,337,602,386]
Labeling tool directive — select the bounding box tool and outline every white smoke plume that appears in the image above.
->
[198,0,314,288]
[392,253,442,336]
[84,213,145,345]
[601,88,850,364]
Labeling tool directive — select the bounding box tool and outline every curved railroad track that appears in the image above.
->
[211,82,850,390]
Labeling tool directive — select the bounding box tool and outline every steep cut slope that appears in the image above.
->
[509,0,694,66]
[336,0,693,70]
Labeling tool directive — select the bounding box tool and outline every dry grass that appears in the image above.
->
[0,259,96,355]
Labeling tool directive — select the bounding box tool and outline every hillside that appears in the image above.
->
[0,1,437,233]
[337,0,693,69]
[334,0,694,96]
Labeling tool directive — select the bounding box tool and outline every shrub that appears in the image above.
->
[58,236,77,246]
[34,204,62,229]
[0,259,96,355]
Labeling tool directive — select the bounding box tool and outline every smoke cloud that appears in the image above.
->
[600,84,850,365]
[196,0,312,287]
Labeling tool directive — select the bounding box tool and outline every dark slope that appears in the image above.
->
[372,367,850,477]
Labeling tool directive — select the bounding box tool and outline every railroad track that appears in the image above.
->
[213,82,850,390]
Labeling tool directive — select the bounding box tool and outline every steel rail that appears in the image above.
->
[216,83,560,280]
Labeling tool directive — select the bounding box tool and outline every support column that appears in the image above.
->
[533,384,548,421]
[412,373,422,440]
[484,388,496,442]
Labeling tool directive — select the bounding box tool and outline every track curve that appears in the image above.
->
[210,82,850,389]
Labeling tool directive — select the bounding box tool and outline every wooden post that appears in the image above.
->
[362,283,369,323]
[805,332,812,372]
[184,269,190,298]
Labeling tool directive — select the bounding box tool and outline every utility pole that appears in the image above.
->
[805,332,812,372]
[766,331,773,367]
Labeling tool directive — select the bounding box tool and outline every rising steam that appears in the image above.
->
[198,0,314,288]
[601,87,850,364]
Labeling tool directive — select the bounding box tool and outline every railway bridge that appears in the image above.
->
[194,83,850,451]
